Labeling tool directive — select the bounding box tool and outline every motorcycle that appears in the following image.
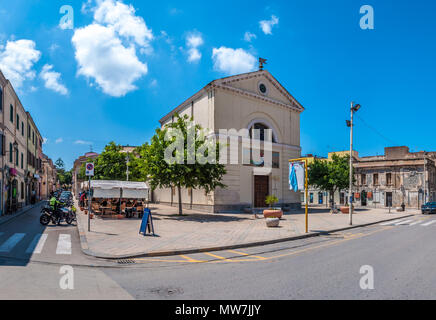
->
[39,203,76,226]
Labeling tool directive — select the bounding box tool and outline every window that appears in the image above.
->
[10,104,13,122]
[9,143,12,163]
[272,152,280,169]
[28,124,30,138]
[16,114,19,130]
[21,182,24,199]
[386,173,392,185]
[21,152,23,169]
[374,173,379,185]
[21,122,24,136]
[0,86,2,111]
[249,122,277,143]
[309,193,314,204]
[361,174,366,185]
[15,147,19,166]
[32,131,35,145]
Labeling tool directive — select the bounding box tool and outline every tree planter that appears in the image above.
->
[266,218,280,227]
[340,207,349,214]
[263,209,283,219]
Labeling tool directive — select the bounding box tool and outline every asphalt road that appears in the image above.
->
[0,205,435,299]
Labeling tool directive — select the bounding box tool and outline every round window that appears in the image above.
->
[258,82,267,95]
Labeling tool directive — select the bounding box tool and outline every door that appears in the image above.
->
[361,190,367,206]
[386,192,393,207]
[254,175,269,207]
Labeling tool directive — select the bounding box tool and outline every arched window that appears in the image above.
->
[249,122,277,143]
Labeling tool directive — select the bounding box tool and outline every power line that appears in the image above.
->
[354,113,399,147]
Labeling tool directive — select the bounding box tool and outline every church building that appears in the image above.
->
[153,67,304,212]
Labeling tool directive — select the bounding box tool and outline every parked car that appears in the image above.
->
[421,202,436,214]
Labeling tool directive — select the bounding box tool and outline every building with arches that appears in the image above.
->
[154,69,304,212]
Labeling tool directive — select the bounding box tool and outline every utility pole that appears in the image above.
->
[348,102,361,226]
[423,152,427,204]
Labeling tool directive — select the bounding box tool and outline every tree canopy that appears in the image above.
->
[138,114,226,215]
[308,154,352,207]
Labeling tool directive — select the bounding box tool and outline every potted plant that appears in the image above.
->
[263,195,283,219]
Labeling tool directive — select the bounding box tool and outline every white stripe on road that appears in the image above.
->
[409,220,424,226]
[0,233,26,253]
[395,220,414,225]
[25,234,48,254]
[421,220,436,227]
[380,219,409,226]
[56,234,71,255]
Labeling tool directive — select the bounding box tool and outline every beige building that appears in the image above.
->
[26,112,43,204]
[72,151,99,196]
[0,69,44,215]
[41,154,57,199]
[154,69,304,212]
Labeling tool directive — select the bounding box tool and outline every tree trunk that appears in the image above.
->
[177,185,183,216]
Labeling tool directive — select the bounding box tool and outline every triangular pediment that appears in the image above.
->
[212,70,304,111]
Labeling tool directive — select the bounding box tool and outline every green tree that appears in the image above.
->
[308,154,352,209]
[137,114,226,215]
[79,142,141,181]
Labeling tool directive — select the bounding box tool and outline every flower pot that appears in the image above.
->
[263,209,283,219]
[116,214,124,219]
[266,218,280,228]
[340,207,349,214]
[84,210,88,215]
[90,213,94,219]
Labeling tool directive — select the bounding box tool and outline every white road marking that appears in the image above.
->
[0,233,26,253]
[56,234,71,255]
[421,220,436,227]
[395,219,414,225]
[380,219,408,226]
[25,234,48,254]
[409,220,424,226]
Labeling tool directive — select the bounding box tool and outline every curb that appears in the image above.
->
[0,202,44,226]
[76,212,415,260]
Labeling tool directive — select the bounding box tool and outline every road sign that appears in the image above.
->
[85,163,94,176]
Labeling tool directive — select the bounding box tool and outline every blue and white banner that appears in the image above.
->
[289,162,305,192]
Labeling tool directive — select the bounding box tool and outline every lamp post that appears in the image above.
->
[126,154,130,182]
[347,102,361,226]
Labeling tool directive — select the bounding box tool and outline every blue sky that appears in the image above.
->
[0,0,435,169]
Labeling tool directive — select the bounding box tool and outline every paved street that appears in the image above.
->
[0,204,435,299]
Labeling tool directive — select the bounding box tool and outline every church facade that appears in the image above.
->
[153,69,304,212]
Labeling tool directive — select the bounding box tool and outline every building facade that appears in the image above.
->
[354,146,436,209]
[154,69,304,212]
[41,154,57,199]
[72,152,99,196]
[0,69,45,216]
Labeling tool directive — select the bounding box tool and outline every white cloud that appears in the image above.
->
[212,47,256,75]
[0,39,41,88]
[72,24,148,97]
[43,137,48,144]
[244,32,257,42]
[55,138,63,144]
[74,140,92,145]
[94,0,153,48]
[40,64,69,95]
[81,0,94,14]
[186,34,203,63]
[259,15,279,35]
[72,0,152,97]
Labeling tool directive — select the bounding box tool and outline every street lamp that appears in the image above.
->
[347,102,361,225]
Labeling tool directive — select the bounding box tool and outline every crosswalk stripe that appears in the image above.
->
[26,234,48,254]
[395,219,414,225]
[56,234,71,255]
[380,219,408,226]
[0,233,26,253]
[409,220,424,226]
[421,220,436,227]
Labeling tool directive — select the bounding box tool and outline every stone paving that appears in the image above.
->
[76,202,418,258]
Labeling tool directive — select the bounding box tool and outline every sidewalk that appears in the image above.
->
[76,202,417,259]
[0,201,45,226]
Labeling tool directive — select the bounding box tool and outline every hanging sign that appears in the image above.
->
[289,161,305,192]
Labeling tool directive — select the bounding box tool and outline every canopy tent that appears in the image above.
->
[83,180,150,200]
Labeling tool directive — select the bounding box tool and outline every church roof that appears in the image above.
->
[159,69,304,124]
